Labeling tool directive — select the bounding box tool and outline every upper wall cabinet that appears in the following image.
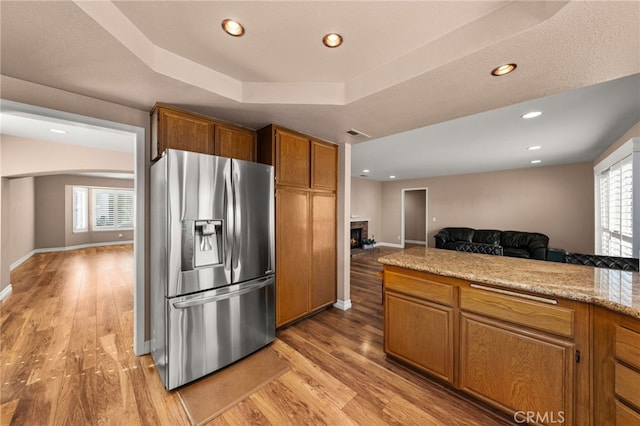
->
[215,124,256,162]
[151,103,256,162]
[311,140,337,191]
[257,125,338,191]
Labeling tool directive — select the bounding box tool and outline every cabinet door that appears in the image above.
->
[214,124,256,162]
[157,108,214,156]
[311,140,337,191]
[275,129,310,187]
[460,313,575,425]
[384,292,454,383]
[276,188,310,326]
[310,192,336,310]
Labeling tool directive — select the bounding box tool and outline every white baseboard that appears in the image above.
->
[10,251,36,271]
[333,299,352,311]
[376,242,404,248]
[405,240,427,245]
[10,241,134,271]
[0,284,13,301]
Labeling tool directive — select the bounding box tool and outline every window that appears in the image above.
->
[598,154,633,257]
[72,186,88,233]
[92,188,135,231]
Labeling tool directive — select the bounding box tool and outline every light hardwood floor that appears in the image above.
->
[1,245,511,425]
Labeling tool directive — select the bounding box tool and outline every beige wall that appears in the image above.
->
[8,177,35,265]
[405,189,426,242]
[1,135,134,178]
[35,175,134,249]
[350,177,382,241]
[379,163,594,253]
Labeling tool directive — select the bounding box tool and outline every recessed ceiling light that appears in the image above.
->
[389,175,396,179]
[522,111,542,119]
[49,128,67,134]
[527,145,542,151]
[322,33,343,48]
[362,169,370,173]
[491,63,517,76]
[531,160,542,164]
[221,19,245,37]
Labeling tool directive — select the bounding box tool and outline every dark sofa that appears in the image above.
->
[434,227,549,260]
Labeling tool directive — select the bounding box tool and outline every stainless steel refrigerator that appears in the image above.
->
[150,149,275,390]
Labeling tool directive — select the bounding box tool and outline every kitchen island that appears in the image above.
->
[378,247,640,425]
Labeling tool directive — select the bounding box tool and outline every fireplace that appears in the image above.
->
[351,228,362,249]
[350,220,368,250]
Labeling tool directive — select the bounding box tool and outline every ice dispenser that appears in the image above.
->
[182,220,223,270]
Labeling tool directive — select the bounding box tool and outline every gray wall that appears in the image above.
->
[350,177,382,241]
[379,162,594,253]
[35,175,134,250]
[8,177,35,265]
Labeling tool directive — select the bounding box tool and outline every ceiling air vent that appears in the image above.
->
[346,128,371,139]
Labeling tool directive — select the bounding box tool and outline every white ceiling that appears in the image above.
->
[1,1,639,181]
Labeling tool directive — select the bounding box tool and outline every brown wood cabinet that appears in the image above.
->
[383,268,455,383]
[275,188,310,325]
[382,267,592,426]
[258,124,338,327]
[152,106,214,157]
[151,103,256,162]
[214,123,256,162]
[593,307,640,425]
[311,192,337,310]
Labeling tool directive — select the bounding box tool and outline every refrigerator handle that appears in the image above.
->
[231,162,241,273]
[172,277,273,309]
[224,163,233,281]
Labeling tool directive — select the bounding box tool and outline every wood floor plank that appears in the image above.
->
[2,244,512,425]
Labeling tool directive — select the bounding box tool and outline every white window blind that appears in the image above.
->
[72,186,88,233]
[92,188,134,231]
[599,154,633,257]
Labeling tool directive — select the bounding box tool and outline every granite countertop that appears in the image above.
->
[378,247,640,319]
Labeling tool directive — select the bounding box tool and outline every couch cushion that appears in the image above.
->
[446,227,474,243]
[472,230,501,245]
[501,231,549,251]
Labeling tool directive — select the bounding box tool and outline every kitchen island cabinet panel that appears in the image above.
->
[385,292,454,383]
[460,313,574,425]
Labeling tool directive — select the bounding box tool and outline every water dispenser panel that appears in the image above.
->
[182,220,223,270]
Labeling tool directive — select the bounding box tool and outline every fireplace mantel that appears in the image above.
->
[350,217,370,223]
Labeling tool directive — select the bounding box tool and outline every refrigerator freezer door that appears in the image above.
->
[165,276,275,390]
[231,159,275,284]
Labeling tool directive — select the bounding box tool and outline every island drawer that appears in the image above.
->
[384,269,455,307]
[615,362,640,411]
[615,325,640,370]
[616,400,640,425]
[459,284,575,338]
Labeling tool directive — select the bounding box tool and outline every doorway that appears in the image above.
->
[402,188,428,247]
[0,99,146,355]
